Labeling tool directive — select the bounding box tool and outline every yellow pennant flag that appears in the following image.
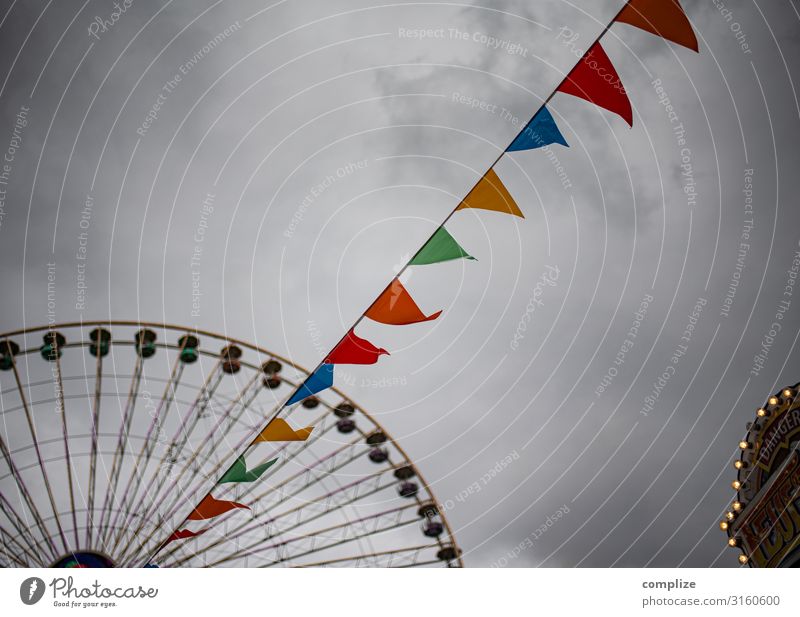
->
[456,169,524,218]
[255,418,313,442]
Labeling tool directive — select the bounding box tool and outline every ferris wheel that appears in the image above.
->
[0,321,462,568]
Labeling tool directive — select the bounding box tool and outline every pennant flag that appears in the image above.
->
[285,363,334,406]
[255,418,314,442]
[557,42,633,126]
[326,329,389,365]
[616,0,698,52]
[456,169,524,218]
[409,227,475,265]
[187,495,249,521]
[366,279,442,326]
[219,455,278,484]
[165,528,208,544]
[507,106,569,152]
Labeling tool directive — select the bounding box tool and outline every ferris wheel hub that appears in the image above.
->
[51,551,115,568]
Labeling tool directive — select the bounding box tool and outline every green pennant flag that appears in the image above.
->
[219,455,278,484]
[409,227,475,265]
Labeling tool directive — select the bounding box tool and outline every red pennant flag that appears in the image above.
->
[187,494,250,520]
[325,329,389,365]
[616,0,698,52]
[366,279,442,326]
[558,42,633,126]
[165,528,208,544]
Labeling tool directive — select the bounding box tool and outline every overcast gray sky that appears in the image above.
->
[1,0,799,567]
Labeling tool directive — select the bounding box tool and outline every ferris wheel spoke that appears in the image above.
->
[0,435,60,559]
[115,357,228,563]
[262,514,418,568]
[0,526,34,567]
[120,368,291,567]
[161,368,224,463]
[108,354,188,550]
[10,353,69,554]
[111,357,189,534]
[36,502,162,562]
[157,370,258,501]
[202,503,419,567]
[240,425,391,521]
[0,495,50,565]
[258,472,398,539]
[191,469,395,565]
[164,376,277,509]
[215,417,347,506]
[1,438,169,562]
[154,421,358,564]
[90,374,248,551]
[200,376,275,472]
[1,524,48,566]
[155,396,345,551]
[152,422,330,565]
[241,440,366,518]
[150,366,313,522]
[291,510,404,567]
[292,545,440,568]
[159,409,398,566]
[191,392,365,512]
[216,508,418,568]
[115,360,253,554]
[85,337,104,549]
[0,495,42,557]
[121,361,221,529]
[54,349,81,550]
[97,356,142,547]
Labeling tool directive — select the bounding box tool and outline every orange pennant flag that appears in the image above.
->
[187,495,249,521]
[366,279,442,326]
[254,417,313,442]
[456,169,524,218]
[616,0,698,52]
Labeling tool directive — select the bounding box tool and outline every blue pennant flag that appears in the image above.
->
[506,106,568,152]
[286,363,334,406]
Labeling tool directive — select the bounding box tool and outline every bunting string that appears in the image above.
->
[142,0,698,563]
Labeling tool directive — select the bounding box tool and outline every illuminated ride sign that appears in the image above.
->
[723,383,800,567]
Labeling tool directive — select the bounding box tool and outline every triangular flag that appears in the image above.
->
[326,329,389,365]
[285,363,334,406]
[409,227,475,265]
[165,528,209,544]
[187,495,249,521]
[456,169,524,218]
[557,42,633,126]
[507,106,569,152]
[366,279,442,326]
[255,418,313,442]
[219,455,278,483]
[616,0,698,52]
